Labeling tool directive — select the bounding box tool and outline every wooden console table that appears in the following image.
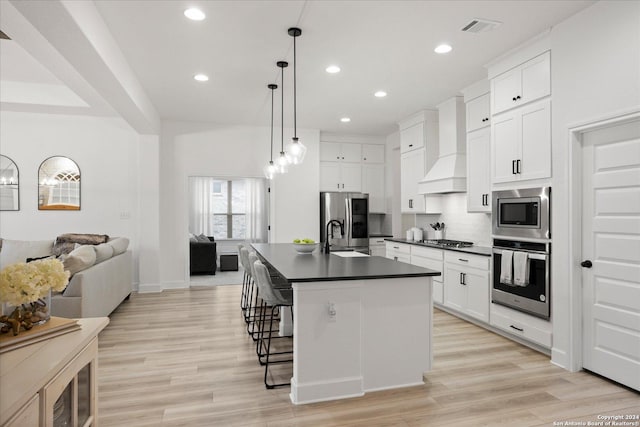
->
[0,317,109,427]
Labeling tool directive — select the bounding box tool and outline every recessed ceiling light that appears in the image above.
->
[374,91,387,98]
[184,8,205,21]
[434,44,453,54]
[194,73,209,82]
[326,65,341,74]
[340,117,351,123]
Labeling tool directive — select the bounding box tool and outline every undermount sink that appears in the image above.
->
[331,251,370,258]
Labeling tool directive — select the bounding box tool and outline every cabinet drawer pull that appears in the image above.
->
[409,144,413,147]
[510,325,524,332]
[458,258,468,262]
[393,246,399,249]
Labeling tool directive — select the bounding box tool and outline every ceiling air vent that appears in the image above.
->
[461,18,502,33]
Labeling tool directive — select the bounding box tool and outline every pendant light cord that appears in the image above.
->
[270,87,274,161]
[293,34,297,138]
[281,65,285,151]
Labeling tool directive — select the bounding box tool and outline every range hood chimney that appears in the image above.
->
[418,96,467,194]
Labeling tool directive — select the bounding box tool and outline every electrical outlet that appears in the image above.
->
[328,302,337,322]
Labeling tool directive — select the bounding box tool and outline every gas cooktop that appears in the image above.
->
[420,239,474,248]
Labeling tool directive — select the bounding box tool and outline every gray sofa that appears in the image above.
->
[0,237,133,318]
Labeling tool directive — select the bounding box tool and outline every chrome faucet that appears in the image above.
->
[324,220,344,253]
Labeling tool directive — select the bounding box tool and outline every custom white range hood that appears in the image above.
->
[418,96,467,194]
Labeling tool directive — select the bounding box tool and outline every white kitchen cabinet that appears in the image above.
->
[466,128,491,212]
[411,246,444,305]
[362,144,385,163]
[385,241,411,264]
[491,51,550,115]
[490,303,552,348]
[491,98,551,184]
[362,164,385,213]
[443,252,490,323]
[369,237,387,257]
[466,93,491,132]
[319,161,362,192]
[320,142,362,162]
[400,148,425,213]
[399,122,425,153]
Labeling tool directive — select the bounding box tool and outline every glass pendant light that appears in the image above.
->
[276,61,290,174]
[285,27,307,165]
[263,84,278,180]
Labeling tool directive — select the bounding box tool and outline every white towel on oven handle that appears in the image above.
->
[500,250,513,285]
[513,251,530,287]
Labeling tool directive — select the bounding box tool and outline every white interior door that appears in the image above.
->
[582,117,640,391]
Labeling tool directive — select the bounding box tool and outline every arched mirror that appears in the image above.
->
[38,156,81,210]
[0,155,19,211]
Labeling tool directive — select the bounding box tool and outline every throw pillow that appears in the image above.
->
[26,255,53,263]
[94,243,114,264]
[107,237,129,255]
[0,239,54,269]
[62,245,97,276]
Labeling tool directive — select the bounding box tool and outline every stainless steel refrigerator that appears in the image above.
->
[320,192,369,253]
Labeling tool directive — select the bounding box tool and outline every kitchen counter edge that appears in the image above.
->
[384,238,492,257]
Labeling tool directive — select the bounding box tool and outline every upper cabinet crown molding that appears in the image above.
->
[486,30,550,79]
[398,110,438,131]
[461,79,490,103]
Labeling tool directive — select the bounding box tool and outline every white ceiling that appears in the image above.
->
[3,0,595,136]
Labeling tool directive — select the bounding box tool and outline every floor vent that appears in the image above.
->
[461,18,502,33]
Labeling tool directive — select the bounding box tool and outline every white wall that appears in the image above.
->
[0,111,141,281]
[415,194,492,245]
[159,121,320,287]
[550,0,640,369]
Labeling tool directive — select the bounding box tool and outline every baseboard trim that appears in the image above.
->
[290,376,363,405]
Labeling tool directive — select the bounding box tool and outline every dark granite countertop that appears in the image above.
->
[384,238,492,257]
[251,243,440,283]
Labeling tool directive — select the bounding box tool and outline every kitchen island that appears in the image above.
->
[251,243,440,405]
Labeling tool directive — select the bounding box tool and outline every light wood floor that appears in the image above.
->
[97,286,639,426]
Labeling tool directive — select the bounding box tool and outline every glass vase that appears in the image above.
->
[1,290,52,334]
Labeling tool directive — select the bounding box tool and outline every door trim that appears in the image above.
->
[566,107,640,372]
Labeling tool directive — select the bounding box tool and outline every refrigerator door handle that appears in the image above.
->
[344,197,351,243]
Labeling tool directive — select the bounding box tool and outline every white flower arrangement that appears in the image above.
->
[0,259,70,306]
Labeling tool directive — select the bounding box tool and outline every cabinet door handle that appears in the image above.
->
[337,156,340,160]
[512,96,517,102]
[459,272,463,284]
[462,273,466,285]
[363,157,367,161]
[409,199,413,209]
[337,183,340,189]
[342,183,345,189]
[482,194,486,206]
[517,159,521,174]
[394,256,398,261]
[516,95,521,100]
[510,325,524,332]
[512,160,517,174]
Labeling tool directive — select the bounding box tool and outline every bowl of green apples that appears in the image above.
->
[293,238,318,254]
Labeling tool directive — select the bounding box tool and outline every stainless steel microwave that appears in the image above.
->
[492,187,551,240]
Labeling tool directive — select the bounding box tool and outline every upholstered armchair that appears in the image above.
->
[189,236,217,275]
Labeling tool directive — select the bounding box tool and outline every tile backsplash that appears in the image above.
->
[415,193,492,246]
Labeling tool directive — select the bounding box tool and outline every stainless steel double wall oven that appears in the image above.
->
[491,187,551,319]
